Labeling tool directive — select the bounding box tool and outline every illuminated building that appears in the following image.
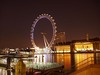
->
[74,41,93,52]
[54,37,100,53]
[54,45,70,53]
[54,42,71,53]
[72,37,100,52]
[53,32,70,53]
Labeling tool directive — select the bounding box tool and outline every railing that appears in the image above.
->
[65,57,94,74]
[75,57,94,70]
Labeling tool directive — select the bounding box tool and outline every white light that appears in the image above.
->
[52,19,54,21]
[54,22,56,25]
[49,15,51,17]
[39,15,42,17]
[55,26,57,28]
[35,19,37,21]
[37,17,39,19]
[51,17,53,19]
[55,30,57,33]
[44,14,46,15]
[30,48,35,49]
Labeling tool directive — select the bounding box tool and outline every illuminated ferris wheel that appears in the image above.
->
[30,14,57,50]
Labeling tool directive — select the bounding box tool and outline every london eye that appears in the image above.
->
[30,14,57,52]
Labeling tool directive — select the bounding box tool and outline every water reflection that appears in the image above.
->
[34,53,100,70]
[54,53,94,70]
[55,54,71,70]
[75,53,93,63]
[96,53,100,64]
[0,53,100,75]
[34,54,54,63]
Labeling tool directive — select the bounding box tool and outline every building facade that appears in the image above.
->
[54,45,70,53]
[55,32,66,44]
[54,37,100,53]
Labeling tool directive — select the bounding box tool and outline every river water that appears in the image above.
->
[34,53,100,71]
[0,53,100,75]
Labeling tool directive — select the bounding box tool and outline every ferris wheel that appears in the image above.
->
[30,14,57,50]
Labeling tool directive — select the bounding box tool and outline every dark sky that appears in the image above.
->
[0,0,100,48]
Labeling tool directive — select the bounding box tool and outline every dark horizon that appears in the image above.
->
[0,0,100,48]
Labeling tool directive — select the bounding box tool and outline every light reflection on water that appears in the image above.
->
[34,53,100,70]
[55,54,71,70]
[34,54,54,63]
[0,53,100,75]
[75,53,93,62]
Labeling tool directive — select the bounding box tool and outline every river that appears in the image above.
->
[34,53,100,71]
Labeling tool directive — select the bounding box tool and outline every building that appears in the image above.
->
[72,37,100,52]
[54,41,71,53]
[74,42,93,52]
[54,37,100,53]
[55,32,66,44]
[54,42,71,53]
[72,40,94,52]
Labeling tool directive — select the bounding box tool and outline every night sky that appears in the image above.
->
[0,0,100,48]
